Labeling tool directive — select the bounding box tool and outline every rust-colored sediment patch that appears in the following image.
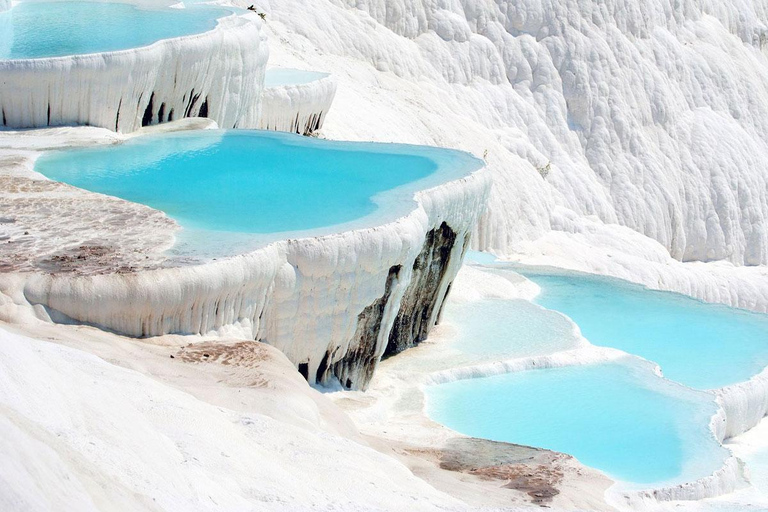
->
[175,341,277,388]
[177,341,272,366]
[176,341,274,388]
[409,437,568,505]
[36,244,138,274]
[0,175,175,274]
[472,463,563,504]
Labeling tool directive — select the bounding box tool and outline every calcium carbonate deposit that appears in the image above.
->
[2,0,768,510]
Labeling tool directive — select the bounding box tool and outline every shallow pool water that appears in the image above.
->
[426,361,728,486]
[519,270,768,390]
[0,2,230,60]
[35,130,481,250]
[265,69,329,87]
[442,298,581,359]
[423,257,768,488]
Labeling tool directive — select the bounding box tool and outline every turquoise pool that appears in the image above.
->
[35,130,482,248]
[0,2,230,60]
[422,256,768,487]
[426,361,728,486]
[521,270,768,390]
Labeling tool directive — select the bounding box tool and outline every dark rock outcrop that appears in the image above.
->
[311,222,464,389]
[385,222,457,356]
[317,265,402,390]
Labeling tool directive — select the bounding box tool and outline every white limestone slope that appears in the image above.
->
[259,71,337,135]
[255,0,768,268]
[0,326,463,511]
[0,9,268,132]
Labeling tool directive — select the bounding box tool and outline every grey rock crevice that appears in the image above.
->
[319,264,401,390]
[385,221,458,357]
[313,221,466,390]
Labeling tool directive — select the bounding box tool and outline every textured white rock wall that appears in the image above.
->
[259,0,768,266]
[0,14,268,132]
[20,168,490,389]
[508,217,768,313]
[717,367,768,439]
[616,457,745,507]
[258,75,337,135]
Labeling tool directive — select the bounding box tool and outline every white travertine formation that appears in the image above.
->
[3,0,768,505]
[0,12,268,132]
[261,0,768,268]
[255,9,768,500]
[258,73,337,135]
[508,218,768,314]
[717,367,768,439]
[10,142,489,389]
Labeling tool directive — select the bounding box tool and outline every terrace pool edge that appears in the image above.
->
[512,264,768,441]
[5,127,491,391]
[0,2,268,132]
[418,337,746,506]
[259,69,337,135]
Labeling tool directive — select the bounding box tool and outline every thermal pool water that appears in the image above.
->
[0,1,230,60]
[426,360,728,486]
[425,260,768,489]
[34,130,482,256]
[441,298,581,359]
[524,270,768,390]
